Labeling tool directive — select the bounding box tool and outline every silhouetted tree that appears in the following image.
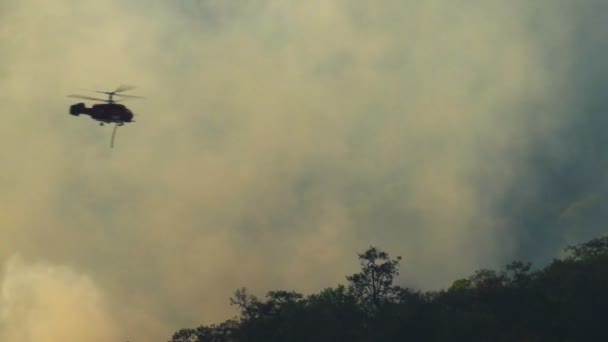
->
[304,285,366,341]
[565,235,608,260]
[170,319,237,342]
[346,246,402,315]
[230,287,262,320]
[168,235,608,342]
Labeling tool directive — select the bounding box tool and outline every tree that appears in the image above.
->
[346,246,402,314]
[230,287,262,320]
[170,328,198,342]
[565,235,608,260]
[169,236,608,341]
[305,286,366,341]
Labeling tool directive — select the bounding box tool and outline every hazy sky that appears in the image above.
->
[2,1,608,340]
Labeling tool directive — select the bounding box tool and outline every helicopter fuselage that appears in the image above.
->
[70,102,134,124]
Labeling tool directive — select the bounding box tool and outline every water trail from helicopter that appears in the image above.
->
[110,123,118,148]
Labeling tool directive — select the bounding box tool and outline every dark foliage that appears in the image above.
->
[169,236,608,342]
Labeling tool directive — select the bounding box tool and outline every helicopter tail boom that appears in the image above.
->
[69,102,92,116]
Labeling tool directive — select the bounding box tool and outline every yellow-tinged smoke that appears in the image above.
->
[0,0,594,339]
[0,257,121,341]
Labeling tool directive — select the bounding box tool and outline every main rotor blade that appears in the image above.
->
[114,85,136,93]
[92,90,138,96]
[67,94,108,102]
[113,93,144,99]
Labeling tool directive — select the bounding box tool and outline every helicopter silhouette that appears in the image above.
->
[68,85,143,148]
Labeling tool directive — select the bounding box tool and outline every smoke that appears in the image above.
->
[1,0,607,339]
[0,257,121,341]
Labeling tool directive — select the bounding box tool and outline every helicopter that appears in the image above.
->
[67,85,143,147]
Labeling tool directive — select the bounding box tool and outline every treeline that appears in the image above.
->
[169,236,608,341]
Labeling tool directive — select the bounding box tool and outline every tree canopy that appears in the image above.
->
[169,236,608,342]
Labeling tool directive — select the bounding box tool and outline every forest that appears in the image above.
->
[168,235,608,341]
